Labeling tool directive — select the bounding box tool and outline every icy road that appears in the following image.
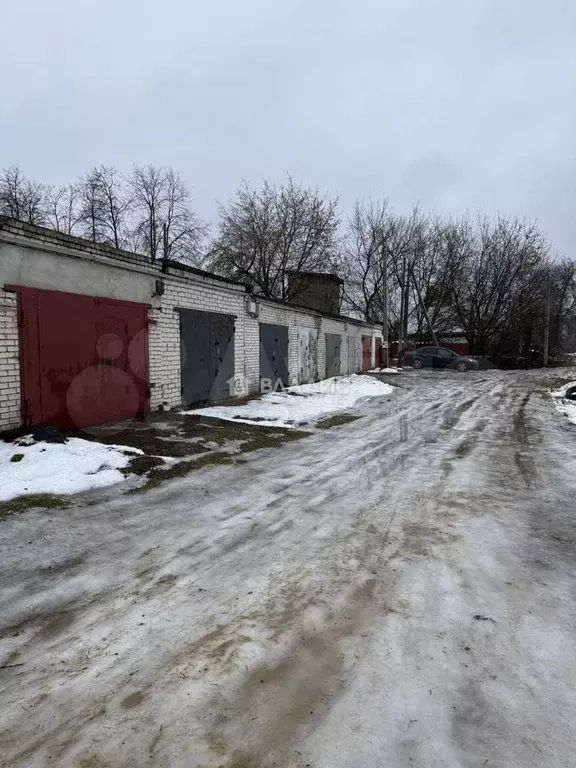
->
[2,370,576,768]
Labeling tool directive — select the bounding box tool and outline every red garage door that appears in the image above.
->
[361,336,372,371]
[11,286,149,429]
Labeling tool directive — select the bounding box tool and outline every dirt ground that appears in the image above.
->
[82,412,310,493]
[1,369,576,767]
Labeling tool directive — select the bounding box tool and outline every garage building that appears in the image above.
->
[0,218,382,432]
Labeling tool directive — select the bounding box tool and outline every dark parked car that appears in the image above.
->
[402,346,480,372]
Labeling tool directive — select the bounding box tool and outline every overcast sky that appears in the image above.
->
[1,0,575,255]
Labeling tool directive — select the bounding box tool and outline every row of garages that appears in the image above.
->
[176,310,382,409]
[0,218,383,432]
[260,324,381,388]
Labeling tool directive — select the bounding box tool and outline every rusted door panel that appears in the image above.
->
[13,286,149,429]
[97,301,148,425]
[37,290,97,428]
[16,288,42,426]
[362,336,372,371]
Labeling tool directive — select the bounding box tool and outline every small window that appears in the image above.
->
[438,348,455,358]
[418,347,436,355]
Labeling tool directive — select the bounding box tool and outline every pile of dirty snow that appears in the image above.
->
[0,437,142,502]
[186,374,394,428]
[550,382,576,426]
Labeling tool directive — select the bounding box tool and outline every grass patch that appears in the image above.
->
[68,413,311,495]
[181,415,308,445]
[129,452,235,494]
[10,453,24,462]
[315,413,363,429]
[79,426,207,458]
[123,454,166,476]
[207,392,263,408]
[129,421,309,493]
[239,429,307,453]
[0,494,72,519]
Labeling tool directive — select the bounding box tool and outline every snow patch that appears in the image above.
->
[367,367,401,374]
[0,438,143,502]
[550,381,576,426]
[185,374,395,428]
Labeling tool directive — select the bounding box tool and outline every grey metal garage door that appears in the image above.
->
[347,336,362,373]
[260,323,289,387]
[180,308,235,405]
[325,333,341,378]
[297,328,318,384]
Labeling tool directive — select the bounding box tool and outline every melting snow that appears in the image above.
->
[550,381,576,426]
[185,374,395,428]
[366,367,401,374]
[0,438,142,502]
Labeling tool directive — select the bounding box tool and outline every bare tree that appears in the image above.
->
[343,199,388,322]
[513,258,576,357]
[448,215,550,354]
[93,166,131,249]
[46,184,81,234]
[343,205,553,356]
[0,166,46,224]
[130,165,164,260]
[2,163,567,361]
[549,260,576,354]
[341,200,429,341]
[129,165,205,263]
[210,177,340,299]
[75,166,131,247]
[77,168,107,243]
[406,216,464,341]
[162,167,207,261]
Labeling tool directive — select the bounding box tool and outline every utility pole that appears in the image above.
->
[381,244,389,368]
[402,258,410,349]
[162,222,169,261]
[543,269,551,367]
[398,256,406,361]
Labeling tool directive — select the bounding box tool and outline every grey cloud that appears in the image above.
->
[1,0,575,254]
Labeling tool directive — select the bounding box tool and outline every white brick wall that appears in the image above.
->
[253,301,382,389]
[0,268,383,425]
[148,284,383,411]
[148,272,252,409]
[0,221,382,421]
[319,315,379,375]
[256,301,322,384]
[0,289,21,431]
